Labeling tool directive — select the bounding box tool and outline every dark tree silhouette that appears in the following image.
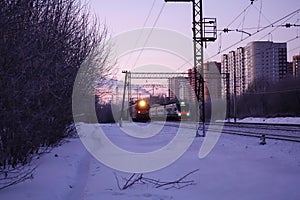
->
[0,0,113,189]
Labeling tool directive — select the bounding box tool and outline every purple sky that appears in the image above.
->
[89,0,300,69]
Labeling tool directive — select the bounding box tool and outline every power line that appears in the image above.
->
[286,35,300,43]
[257,0,263,30]
[124,0,157,68]
[176,6,300,71]
[253,1,273,30]
[142,0,157,28]
[289,44,300,53]
[226,3,254,28]
[177,29,299,72]
[176,0,256,72]
[205,8,300,61]
[132,3,166,69]
[257,14,300,41]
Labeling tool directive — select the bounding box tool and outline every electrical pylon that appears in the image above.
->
[164,0,217,137]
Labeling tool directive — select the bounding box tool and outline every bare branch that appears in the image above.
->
[115,169,199,191]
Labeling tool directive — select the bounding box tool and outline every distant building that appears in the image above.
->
[187,61,222,101]
[203,61,222,99]
[221,54,229,99]
[168,76,191,101]
[293,54,300,78]
[245,41,287,83]
[221,41,288,98]
[188,68,198,102]
[287,62,293,78]
[221,48,246,98]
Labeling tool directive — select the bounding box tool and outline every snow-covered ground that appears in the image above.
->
[227,117,300,124]
[0,121,300,200]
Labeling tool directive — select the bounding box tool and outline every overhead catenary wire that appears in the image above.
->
[252,0,274,31]
[176,0,257,71]
[238,5,251,40]
[297,11,300,38]
[124,0,157,69]
[212,1,300,61]
[288,44,300,53]
[205,8,300,62]
[286,35,300,43]
[178,29,298,73]
[226,3,254,29]
[177,4,300,71]
[257,0,263,30]
[132,2,166,69]
[257,12,300,41]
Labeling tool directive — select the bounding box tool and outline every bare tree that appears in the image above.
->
[0,0,114,189]
[236,78,300,118]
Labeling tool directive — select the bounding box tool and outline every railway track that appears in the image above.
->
[153,121,300,143]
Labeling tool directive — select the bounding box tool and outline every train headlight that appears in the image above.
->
[138,100,146,107]
[178,113,182,117]
[187,112,190,117]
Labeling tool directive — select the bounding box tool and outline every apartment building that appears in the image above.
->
[221,41,288,98]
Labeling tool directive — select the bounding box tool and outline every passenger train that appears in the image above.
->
[129,99,190,122]
[150,101,190,121]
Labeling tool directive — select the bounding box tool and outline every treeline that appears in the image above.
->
[234,78,300,118]
[0,0,111,188]
[96,103,121,123]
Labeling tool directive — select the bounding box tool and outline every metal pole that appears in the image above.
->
[128,72,131,120]
[152,84,155,96]
[192,0,205,137]
[226,73,230,122]
[120,71,128,127]
[233,62,237,123]
[164,0,216,137]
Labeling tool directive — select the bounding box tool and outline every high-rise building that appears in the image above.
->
[287,62,293,78]
[221,49,245,98]
[221,41,288,98]
[293,54,300,78]
[245,41,287,83]
[236,47,246,94]
[168,77,191,101]
[203,61,222,99]
[221,54,229,99]
[188,68,198,102]
[187,61,222,102]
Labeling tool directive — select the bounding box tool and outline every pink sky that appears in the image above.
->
[89,0,300,66]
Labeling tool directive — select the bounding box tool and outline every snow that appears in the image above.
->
[226,117,300,124]
[1,121,300,200]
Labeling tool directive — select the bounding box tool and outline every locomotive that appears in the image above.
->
[128,99,150,122]
[129,99,190,122]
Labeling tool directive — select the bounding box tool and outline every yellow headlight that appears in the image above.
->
[138,100,146,107]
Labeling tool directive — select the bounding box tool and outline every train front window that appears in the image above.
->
[178,104,189,112]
